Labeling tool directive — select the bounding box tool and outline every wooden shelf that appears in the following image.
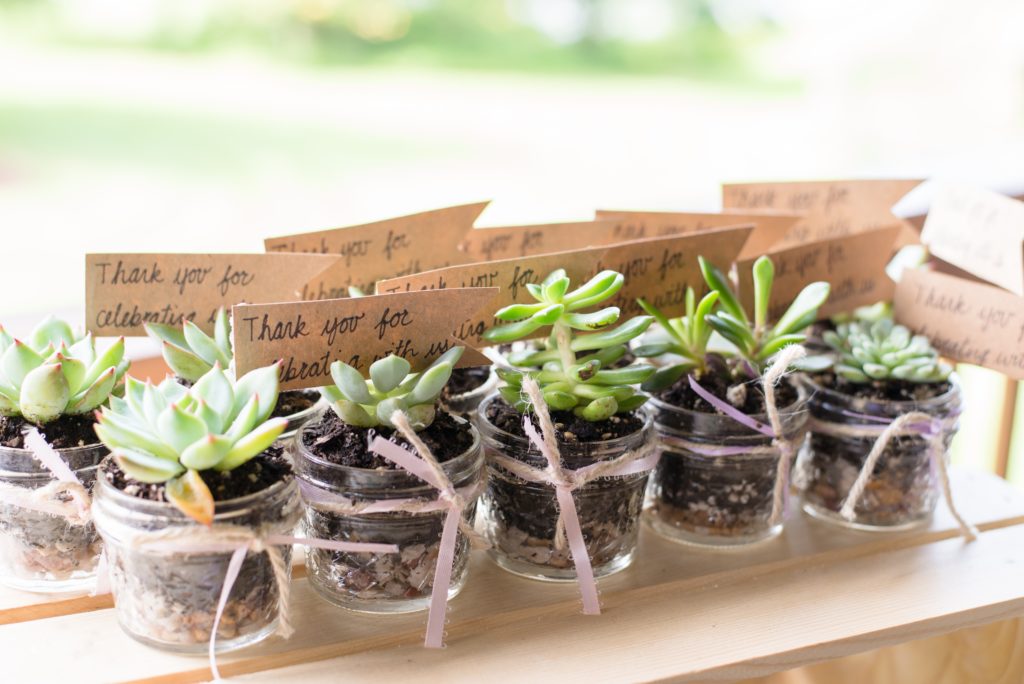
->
[2,468,1023,683]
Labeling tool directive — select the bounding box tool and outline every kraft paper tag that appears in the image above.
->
[458,219,623,262]
[920,185,1024,296]
[894,269,1024,380]
[85,253,340,336]
[722,179,922,246]
[736,225,902,321]
[265,202,488,299]
[377,225,752,347]
[232,288,499,390]
[595,209,799,259]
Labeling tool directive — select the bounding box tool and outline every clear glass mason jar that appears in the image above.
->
[476,393,654,581]
[92,459,301,653]
[292,421,483,614]
[646,385,809,547]
[0,442,105,592]
[797,375,962,530]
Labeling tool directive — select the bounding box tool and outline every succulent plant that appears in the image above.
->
[0,316,129,425]
[822,318,952,383]
[482,269,655,421]
[145,308,233,383]
[635,255,830,390]
[322,348,463,431]
[94,363,287,524]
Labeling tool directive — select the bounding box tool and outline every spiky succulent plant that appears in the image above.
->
[322,348,463,431]
[145,308,233,383]
[0,317,128,425]
[636,255,830,390]
[94,363,287,524]
[482,269,655,421]
[822,318,951,383]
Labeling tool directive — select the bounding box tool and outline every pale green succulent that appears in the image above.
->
[145,308,233,383]
[0,317,128,425]
[95,364,287,524]
[823,318,952,383]
[321,348,463,431]
[482,269,655,421]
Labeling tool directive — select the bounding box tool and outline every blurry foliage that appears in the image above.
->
[0,0,778,80]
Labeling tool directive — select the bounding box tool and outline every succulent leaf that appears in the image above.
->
[821,318,951,384]
[19,364,70,424]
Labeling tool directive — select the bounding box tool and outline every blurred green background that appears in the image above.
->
[1,0,1023,481]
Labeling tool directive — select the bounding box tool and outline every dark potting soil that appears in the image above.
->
[302,409,473,470]
[657,371,799,415]
[441,366,490,399]
[484,397,643,443]
[272,389,319,418]
[0,413,99,449]
[809,372,951,402]
[104,447,292,503]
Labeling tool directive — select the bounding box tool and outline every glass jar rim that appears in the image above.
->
[292,411,482,483]
[444,369,498,402]
[94,455,296,519]
[799,371,962,410]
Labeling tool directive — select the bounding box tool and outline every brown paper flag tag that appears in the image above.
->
[737,225,901,322]
[458,219,622,262]
[85,253,341,337]
[377,225,752,347]
[894,269,1024,380]
[722,179,922,246]
[265,201,489,299]
[232,288,499,391]
[596,209,799,259]
[920,185,1024,296]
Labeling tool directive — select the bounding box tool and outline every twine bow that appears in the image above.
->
[814,410,977,540]
[686,345,807,526]
[0,428,92,524]
[127,524,397,680]
[365,410,487,648]
[494,377,657,616]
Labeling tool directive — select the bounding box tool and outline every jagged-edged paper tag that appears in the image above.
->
[378,225,752,348]
[232,288,499,390]
[85,253,340,336]
[894,268,1024,380]
[736,225,902,321]
[265,201,488,299]
[723,179,921,247]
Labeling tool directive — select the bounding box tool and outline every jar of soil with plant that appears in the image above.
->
[636,256,829,546]
[294,348,484,615]
[146,308,323,441]
[0,317,128,592]
[91,365,301,653]
[477,269,657,583]
[797,318,965,531]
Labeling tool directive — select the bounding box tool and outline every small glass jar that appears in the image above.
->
[647,386,809,547]
[292,421,483,613]
[92,459,301,653]
[476,394,654,581]
[0,442,105,593]
[798,375,962,530]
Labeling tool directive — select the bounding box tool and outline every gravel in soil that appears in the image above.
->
[656,371,799,415]
[301,409,473,469]
[104,447,292,503]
